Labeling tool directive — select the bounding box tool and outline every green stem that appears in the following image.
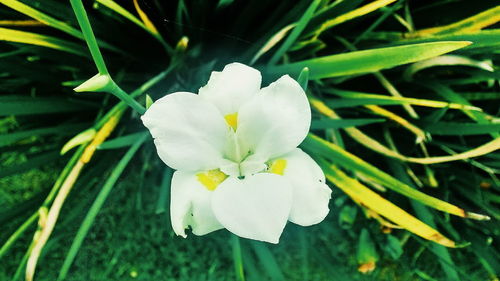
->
[231,235,246,281]
[0,213,37,259]
[105,80,146,115]
[95,66,175,128]
[69,0,108,75]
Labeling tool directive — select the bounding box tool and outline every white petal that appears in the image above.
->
[170,171,224,237]
[199,63,262,115]
[236,75,310,161]
[211,173,292,243]
[141,92,228,171]
[279,149,332,226]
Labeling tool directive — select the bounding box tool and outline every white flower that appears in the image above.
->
[142,63,331,243]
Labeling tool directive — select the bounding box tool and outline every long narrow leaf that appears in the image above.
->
[266,41,470,79]
[0,27,87,56]
[302,134,489,220]
[57,133,147,281]
[324,164,456,247]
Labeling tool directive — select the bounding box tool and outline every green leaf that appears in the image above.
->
[98,132,147,150]
[268,0,321,64]
[251,24,295,65]
[0,151,60,178]
[326,88,481,111]
[422,122,500,136]
[232,235,246,281]
[338,204,358,229]
[95,0,171,53]
[383,235,403,260]
[389,162,460,281]
[69,0,109,74]
[313,0,397,37]
[266,41,471,79]
[0,96,97,116]
[145,94,154,109]
[57,133,147,281]
[311,118,385,130]
[60,128,96,155]
[371,29,500,52]
[0,0,122,53]
[0,27,87,56]
[0,123,89,147]
[302,134,488,220]
[251,242,285,281]
[154,168,173,214]
[357,228,378,264]
[297,67,310,91]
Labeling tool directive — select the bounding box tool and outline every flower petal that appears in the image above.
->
[279,149,332,226]
[141,92,228,171]
[170,171,224,237]
[237,75,310,161]
[211,173,292,243]
[199,63,262,115]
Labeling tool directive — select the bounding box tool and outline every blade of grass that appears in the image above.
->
[311,118,385,130]
[0,27,87,56]
[0,123,89,147]
[251,242,285,281]
[251,24,294,65]
[0,151,60,178]
[420,82,497,135]
[0,0,122,53]
[57,132,147,281]
[335,36,420,118]
[0,213,37,260]
[266,41,471,79]
[323,163,456,247]
[325,88,482,111]
[25,112,122,281]
[232,235,246,281]
[408,6,500,37]
[97,131,147,150]
[389,162,461,280]
[365,105,427,142]
[422,122,500,136]
[95,0,172,53]
[0,96,95,116]
[268,0,321,65]
[155,168,173,214]
[132,0,159,35]
[0,20,44,26]
[404,55,493,81]
[371,29,500,51]
[302,134,489,220]
[312,0,397,37]
[310,97,500,164]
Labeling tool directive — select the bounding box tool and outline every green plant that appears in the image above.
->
[1,0,498,280]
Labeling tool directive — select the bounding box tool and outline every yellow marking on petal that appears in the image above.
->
[224,113,238,130]
[197,169,228,191]
[269,159,287,175]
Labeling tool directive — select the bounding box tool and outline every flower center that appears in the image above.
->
[224,113,238,131]
[196,169,228,191]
